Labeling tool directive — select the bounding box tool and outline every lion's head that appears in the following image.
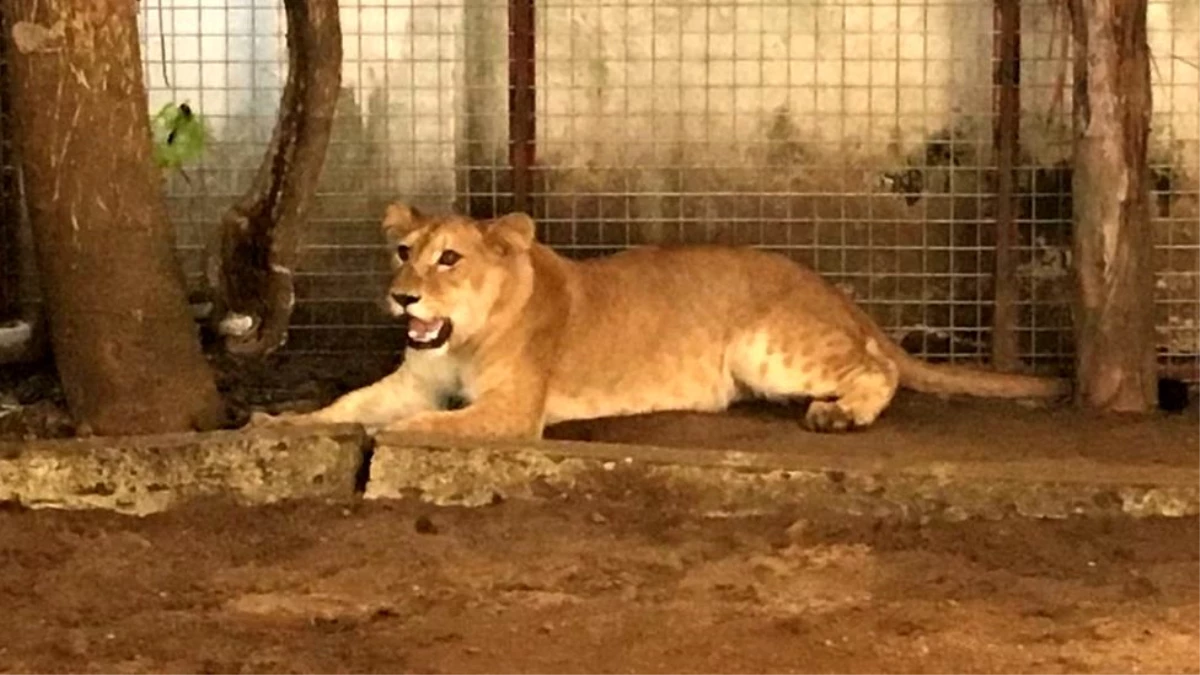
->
[380,203,536,351]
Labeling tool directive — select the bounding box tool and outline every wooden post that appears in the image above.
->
[1068,0,1157,411]
[991,0,1021,371]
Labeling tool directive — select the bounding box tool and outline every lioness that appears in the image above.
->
[257,203,1067,438]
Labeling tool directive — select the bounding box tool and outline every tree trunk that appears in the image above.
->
[0,7,19,324]
[214,0,342,356]
[1068,0,1157,412]
[3,0,226,434]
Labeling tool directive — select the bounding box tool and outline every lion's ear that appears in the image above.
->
[381,202,423,240]
[483,212,535,255]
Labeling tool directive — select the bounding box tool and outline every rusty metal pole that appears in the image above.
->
[991,0,1021,371]
[508,0,536,215]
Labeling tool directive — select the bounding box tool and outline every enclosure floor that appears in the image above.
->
[4,355,1196,472]
[1,359,1198,672]
[0,498,1195,673]
[547,391,1199,470]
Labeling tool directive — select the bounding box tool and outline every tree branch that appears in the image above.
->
[215,0,342,356]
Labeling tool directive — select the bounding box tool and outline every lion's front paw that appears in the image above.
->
[246,410,303,428]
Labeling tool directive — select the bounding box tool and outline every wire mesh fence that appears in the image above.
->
[530,0,1026,368]
[10,0,1191,376]
[1144,0,1200,379]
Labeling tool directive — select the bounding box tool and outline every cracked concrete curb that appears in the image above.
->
[368,433,1200,521]
[0,425,367,515]
[0,424,1194,521]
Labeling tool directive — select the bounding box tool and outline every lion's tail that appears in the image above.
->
[873,331,1071,399]
[854,309,1070,398]
[827,279,1072,400]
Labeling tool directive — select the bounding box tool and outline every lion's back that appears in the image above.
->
[539,244,863,423]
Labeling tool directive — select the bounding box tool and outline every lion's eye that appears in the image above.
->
[396,245,410,262]
[438,250,462,267]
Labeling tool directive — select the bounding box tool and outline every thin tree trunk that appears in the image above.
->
[3,0,226,434]
[215,0,342,356]
[1068,0,1157,412]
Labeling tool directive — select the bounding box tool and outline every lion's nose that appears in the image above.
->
[392,293,420,308]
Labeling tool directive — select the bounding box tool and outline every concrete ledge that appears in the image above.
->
[368,433,1200,520]
[1,422,1193,521]
[0,425,367,515]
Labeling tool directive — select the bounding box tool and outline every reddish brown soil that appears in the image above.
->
[2,357,1197,673]
[0,498,1196,674]
[547,390,1200,469]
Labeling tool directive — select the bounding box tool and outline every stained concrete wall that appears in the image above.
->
[20,0,1182,359]
[458,0,1199,361]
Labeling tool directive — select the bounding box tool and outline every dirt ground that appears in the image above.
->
[0,497,1196,674]
[1,356,1197,673]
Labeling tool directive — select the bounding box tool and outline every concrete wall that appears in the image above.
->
[118,0,1199,360]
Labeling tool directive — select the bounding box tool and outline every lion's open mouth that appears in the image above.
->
[406,316,453,350]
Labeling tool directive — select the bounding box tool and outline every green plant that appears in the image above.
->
[151,102,208,180]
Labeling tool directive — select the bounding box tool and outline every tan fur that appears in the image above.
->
[259,204,1069,439]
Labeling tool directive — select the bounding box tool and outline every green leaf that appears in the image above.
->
[151,102,209,170]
